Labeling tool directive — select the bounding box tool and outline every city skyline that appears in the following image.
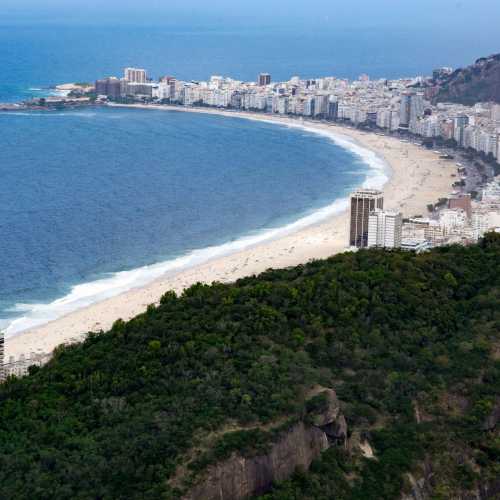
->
[87,58,500,167]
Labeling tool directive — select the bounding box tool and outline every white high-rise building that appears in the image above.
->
[400,91,425,127]
[482,180,500,203]
[367,209,403,249]
[472,209,491,240]
[158,81,171,100]
[399,92,412,126]
[124,67,147,84]
[210,75,224,89]
[410,92,425,124]
[491,104,500,123]
[439,209,467,234]
[314,94,328,116]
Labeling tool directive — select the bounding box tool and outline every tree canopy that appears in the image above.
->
[1,234,499,499]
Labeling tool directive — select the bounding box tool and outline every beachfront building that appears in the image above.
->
[491,104,500,123]
[399,92,412,127]
[124,67,147,84]
[402,218,448,248]
[367,209,403,249]
[95,77,122,99]
[3,351,52,379]
[122,82,155,99]
[5,354,27,378]
[449,194,472,219]
[483,180,500,204]
[258,73,271,86]
[424,222,447,247]
[349,189,384,248]
[439,209,468,234]
[472,209,491,240]
[401,238,430,253]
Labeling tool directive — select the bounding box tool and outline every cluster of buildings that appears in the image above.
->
[349,181,500,252]
[2,66,500,382]
[1,350,51,379]
[0,334,51,381]
[93,67,500,162]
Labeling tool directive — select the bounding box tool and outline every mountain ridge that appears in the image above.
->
[433,53,500,105]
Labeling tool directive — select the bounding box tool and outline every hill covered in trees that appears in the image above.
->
[433,53,500,105]
[1,235,500,499]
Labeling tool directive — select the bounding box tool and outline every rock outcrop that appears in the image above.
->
[184,389,346,500]
[481,398,500,431]
[401,475,430,500]
[401,463,434,500]
[185,422,328,500]
[308,388,348,445]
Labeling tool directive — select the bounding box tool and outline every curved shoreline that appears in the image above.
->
[6,108,457,358]
[3,111,388,337]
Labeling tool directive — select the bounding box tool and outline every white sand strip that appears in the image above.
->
[5,107,456,358]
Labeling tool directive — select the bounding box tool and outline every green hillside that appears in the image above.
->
[433,53,500,105]
[1,234,499,499]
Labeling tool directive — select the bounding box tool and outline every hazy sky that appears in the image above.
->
[2,0,500,32]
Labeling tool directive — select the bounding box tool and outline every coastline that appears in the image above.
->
[5,106,457,359]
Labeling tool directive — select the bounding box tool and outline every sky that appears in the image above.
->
[2,0,500,33]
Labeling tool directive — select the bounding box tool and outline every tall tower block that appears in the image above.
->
[349,189,384,248]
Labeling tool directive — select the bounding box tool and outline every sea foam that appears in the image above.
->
[4,116,390,337]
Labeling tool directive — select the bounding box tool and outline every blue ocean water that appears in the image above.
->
[1,23,500,102]
[2,21,497,335]
[0,107,376,334]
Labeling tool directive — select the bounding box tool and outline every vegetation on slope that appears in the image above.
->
[1,235,499,499]
[433,53,500,105]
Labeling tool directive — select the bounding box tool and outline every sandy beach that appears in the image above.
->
[6,106,457,359]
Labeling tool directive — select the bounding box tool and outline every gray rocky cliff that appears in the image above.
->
[184,389,346,500]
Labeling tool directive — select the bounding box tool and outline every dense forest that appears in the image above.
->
[1,234,499,499]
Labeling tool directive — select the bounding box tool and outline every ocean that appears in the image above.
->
[1,22,498,336]
[1,23,500,102]
[0,106,388,335]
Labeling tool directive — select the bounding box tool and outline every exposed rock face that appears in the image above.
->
[309,389,341,427]
[433,53,500,105]
[481,398,500,431]
[184,389,345,500]
[185,422,328,500]
[401,477,427,500]
[309,389,348,445]
[401,468,433,500]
